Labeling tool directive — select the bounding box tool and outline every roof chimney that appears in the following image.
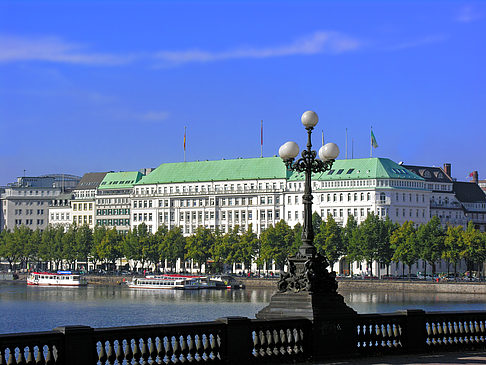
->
[443,163,451,178]
[472,171,479,184]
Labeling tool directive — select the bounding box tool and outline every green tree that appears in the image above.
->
[462,221,486,277]
[355,213,382,276]
[291,222,303,255]
[153,225,168,270]
[315,215,343,269]
[376,218,397,277]
[236,224,260,273]
[26,229,42,270]
[75,224,93,270]
[259,220,294,270]
[212,227,239,272]
[62,225,78,269]
[92,225,107,269]
[391,221,419,278]
[185,226,215,273]
[95,228,123,270]
[312,212,323,235]
[416,216,444,276]
[342,215,358,276]
[443,225,465,278]
[159,226,186,272]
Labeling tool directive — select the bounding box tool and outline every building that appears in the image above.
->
[453,181,486,232]
[130,156,430,234]
[48,193,74,229]
[402,163,467,227]
[71,172,108,228]
[95,171,144,233]
[0,176,63,232]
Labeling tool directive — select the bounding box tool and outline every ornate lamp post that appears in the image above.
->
[278,110,339,259]
[257,111,356,327]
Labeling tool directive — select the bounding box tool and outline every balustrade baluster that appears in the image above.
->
[107,340,116,365]
[292,328,300,355]
[25,346,34,365]
[194,334,203,361]
[124,340,133,364]
[278,329,286,356]
[98,341,107,364]
[186,334,195,362]
[44,345,54,365]
[179,335,188,363]
[35,345,44,365]
[0,349,3,365]
[148,337,157,363]
[132,339,141,365]
[202,334,209,361]
[258,330,266,357]
[115,340,125,364]
[172,336,181,364]
[157,337,166,364]
[264,330,273,356]
[140,338,150,365]
[7,350,15,365]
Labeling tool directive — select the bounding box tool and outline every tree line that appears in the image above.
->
[1,214,485,277]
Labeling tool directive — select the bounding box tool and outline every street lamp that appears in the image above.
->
[279,110,339,258]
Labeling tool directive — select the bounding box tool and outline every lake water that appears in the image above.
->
[2,282,486,334]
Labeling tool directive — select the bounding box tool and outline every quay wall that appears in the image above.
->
[240,278,486,294]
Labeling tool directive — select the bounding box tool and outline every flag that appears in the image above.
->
[469,172,474,178]
[261,120,263,147]
[184,127,186,151]
[371,129,378,148]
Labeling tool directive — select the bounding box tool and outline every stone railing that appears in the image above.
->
[1,310,486,364]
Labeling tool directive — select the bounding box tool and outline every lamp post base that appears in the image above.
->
[256,254,358,359]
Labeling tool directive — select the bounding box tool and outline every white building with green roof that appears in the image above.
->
[95,171,144,233]
[130,156,430,235]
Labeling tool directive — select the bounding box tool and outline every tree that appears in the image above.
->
[342,215,358,276]
[312,212,323,235]
[153,225,168,270]
[462,221,486,278]
[391,221,419,278]
[376,218,397,277]
[159,226,186,272]
[416,216,444,276]
[95,228,123,270]
[443,225,465,278]
[91,225,107,269]
[354,213,382,276]
[291,223,303,255]
[315,215,343,270]
[259,220,294,270]
[62,225,78,269]
[236,224,260,273]
[186,226,215,273]
[212,227,239,272]
[75,224,93,270]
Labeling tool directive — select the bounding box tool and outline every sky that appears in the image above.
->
[0,1,485,185]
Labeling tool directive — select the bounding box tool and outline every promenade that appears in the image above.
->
[309,351,486,364]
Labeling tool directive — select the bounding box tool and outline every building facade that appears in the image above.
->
[95,171,144,233]
[71,172,108,229]
[0,177,63,232]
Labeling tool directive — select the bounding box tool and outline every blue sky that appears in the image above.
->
[1,1,485,185]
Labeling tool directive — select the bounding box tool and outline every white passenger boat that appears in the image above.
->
[127,275,204,290]
[27,271,88,287]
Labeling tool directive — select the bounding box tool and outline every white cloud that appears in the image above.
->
[0,35,133,65]
[154,31,361,65]
[137,111,170,122]
[389,35,447,51]
[456,5,483,23]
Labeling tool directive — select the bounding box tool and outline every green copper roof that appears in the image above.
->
[288,158,424,181]
[136,157,290,185]
[99,171,144,189]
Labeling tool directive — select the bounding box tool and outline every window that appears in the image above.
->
[336,169,344,175]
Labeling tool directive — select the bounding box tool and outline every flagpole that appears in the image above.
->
[260,120,263,158]
[345,128,348,159]
[321,130,324,146]
[184,126,187,162]
[370,126,372,158]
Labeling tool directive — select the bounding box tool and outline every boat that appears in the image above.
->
[127,275,204,290]
[208,275,245,289]
[27,271,88,287]
[127,274,244,290]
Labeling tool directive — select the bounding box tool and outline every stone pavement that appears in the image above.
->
[307,351,486,364]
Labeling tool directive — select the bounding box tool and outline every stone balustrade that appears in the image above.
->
[1,310,486,364]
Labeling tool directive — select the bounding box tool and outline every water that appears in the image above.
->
[2,282,486,334]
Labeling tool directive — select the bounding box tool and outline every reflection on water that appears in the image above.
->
[1,282,486,334]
